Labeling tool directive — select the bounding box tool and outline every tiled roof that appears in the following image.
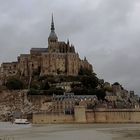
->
[31,48,48,52]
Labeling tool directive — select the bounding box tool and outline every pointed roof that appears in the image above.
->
[67,39,70,45]
[51,14,55,31]
[49,14,58,41]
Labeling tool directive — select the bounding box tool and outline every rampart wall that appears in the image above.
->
[32,107,140,124]
[86,109,140,123]
[33,112,74,124]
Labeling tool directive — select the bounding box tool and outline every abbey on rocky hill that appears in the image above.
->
[0,15,92,79]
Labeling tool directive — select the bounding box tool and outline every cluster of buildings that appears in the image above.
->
[104,82,140,109]
[0,15,92,85]
[39,82,140,114]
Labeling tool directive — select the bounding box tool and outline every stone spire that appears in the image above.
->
[67,39,70,45]
[51,14,55,31]
[48,14,58,42]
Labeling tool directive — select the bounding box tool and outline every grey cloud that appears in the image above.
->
[0,0,140,94]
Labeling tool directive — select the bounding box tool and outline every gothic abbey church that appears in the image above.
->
[0,16,92,79]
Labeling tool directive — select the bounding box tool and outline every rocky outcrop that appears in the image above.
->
[0,90,38,121]
[0,90,53,121]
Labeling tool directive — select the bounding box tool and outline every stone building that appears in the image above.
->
[112,83,122,96]
[52,93,98,113]
[0,15,92,81]
[0,62,18,77]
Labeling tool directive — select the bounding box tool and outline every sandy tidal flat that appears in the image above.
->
[0,123,140,140]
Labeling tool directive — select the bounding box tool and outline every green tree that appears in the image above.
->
[95,89,106,100]
[113,82,120,85]
[80,73,99,89]
[47,87,64,95]
[78,66,92,76]
[71,87,88,95]
[38,76,50,90]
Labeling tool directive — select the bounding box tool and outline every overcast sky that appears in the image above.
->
[0,0,140,94]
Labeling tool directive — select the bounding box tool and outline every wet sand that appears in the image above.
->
[0,123,140,140]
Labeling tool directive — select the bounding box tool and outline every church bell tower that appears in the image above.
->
[48,14,58,52]
[48,15,58,43]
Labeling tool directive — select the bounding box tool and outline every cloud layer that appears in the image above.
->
[0,0,140,93]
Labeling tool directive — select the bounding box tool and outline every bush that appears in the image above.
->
[47,87,64,95]
[30,82,40,89]
[6,77,24,90]
[27,88,40,95]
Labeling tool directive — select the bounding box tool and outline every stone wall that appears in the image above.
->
[86,109,140,123]
[74,106,86,123]
[33,112,74,124]
[32,107,140,124]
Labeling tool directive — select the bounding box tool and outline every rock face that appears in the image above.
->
[0,90,54,121]
[0,90,36,121]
